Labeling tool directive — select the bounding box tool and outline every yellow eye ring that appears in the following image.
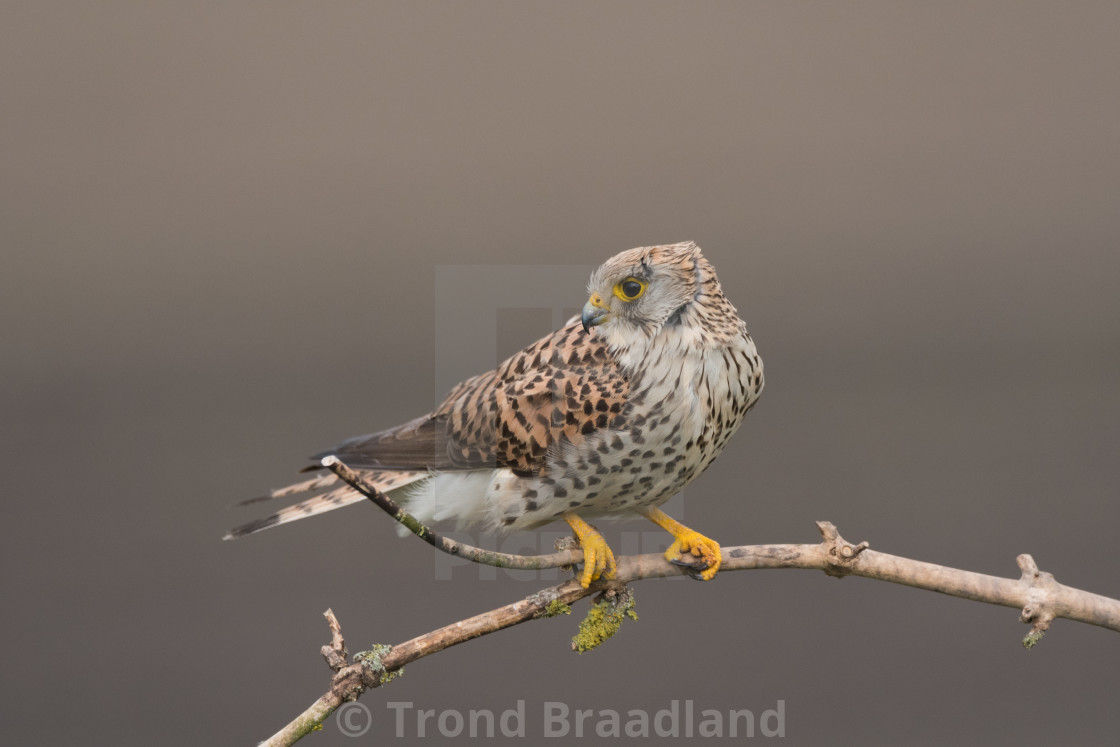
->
[613,277,647,302]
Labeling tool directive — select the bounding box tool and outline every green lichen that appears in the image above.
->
[1022,628,1046,649]
[542,599,572,617]
[571,587,637,654]
[355,643,405,684]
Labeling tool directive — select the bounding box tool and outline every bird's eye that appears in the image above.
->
[614,278,646,301]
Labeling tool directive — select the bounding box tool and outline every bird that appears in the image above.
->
[225,241,763,588]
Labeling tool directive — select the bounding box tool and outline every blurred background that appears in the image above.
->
[2,2,1118,744]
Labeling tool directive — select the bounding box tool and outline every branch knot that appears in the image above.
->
[1017,554,1059,648]
[816,521,870,577]
[354,643,404,686]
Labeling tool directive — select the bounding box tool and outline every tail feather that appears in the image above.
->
[224,469,428,540]
[223,486,363,539]
[234,472,340,507]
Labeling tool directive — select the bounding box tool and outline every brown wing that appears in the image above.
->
[312,322,631,476]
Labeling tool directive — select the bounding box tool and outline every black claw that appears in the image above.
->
[669,556,710,571]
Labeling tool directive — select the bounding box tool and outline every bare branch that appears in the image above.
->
[256,520,1120,746]
[319,608,347,672]
[321,456,582,571]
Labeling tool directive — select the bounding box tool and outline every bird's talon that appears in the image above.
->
[662,529,722,581]
[564,513,617,589]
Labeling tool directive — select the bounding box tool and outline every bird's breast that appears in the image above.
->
[626,329,762,479]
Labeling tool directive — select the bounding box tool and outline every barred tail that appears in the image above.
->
[234,472,342,507]
[224,469,428,540]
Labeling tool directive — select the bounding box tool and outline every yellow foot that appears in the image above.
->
[563,513,617,588]
[640,507,722,581]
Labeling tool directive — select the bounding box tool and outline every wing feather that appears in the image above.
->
[310,322,631,476]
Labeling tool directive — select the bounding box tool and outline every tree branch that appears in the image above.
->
[257,517,1120,746]
[321,456,582,570]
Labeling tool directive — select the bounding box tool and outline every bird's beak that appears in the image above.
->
[581,294,611,333]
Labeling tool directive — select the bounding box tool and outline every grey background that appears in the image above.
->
[3,2,1118,744]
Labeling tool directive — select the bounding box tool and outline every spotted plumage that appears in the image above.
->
[226,241,763,587]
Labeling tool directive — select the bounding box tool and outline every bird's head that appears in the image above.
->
[582,241,716,342]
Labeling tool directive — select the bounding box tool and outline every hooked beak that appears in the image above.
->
[581,294,611,333]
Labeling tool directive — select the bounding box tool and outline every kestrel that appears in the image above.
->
[226,241,763,587]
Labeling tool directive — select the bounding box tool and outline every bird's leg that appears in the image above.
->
[563,512,617,588]
[639,507,722,580]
